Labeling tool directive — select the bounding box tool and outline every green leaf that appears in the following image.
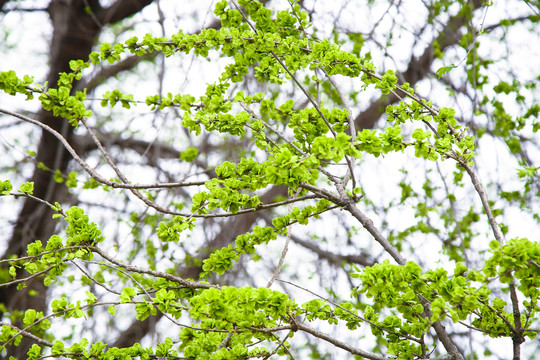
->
[51,340,64,355]
[435,64,456,79]
[120,287,137,303]
[0,180,13,195]
[517,166,538,178]
[108,305,116,316]
[23,309,37,327]
[8,265,16,278]
[180,146,199,162]
[19,181,34,194]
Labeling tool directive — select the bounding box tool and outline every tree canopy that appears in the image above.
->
[1,0,539,359]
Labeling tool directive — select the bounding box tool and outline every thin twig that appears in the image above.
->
[0,321,53,348]
[0,246,89,265]
[240,102,308,157]
[0,266,55,288]
[323,71,358,189]
[435,162,470,267]
[7,192,66,216]
[83,260,186,327]
[279,279,421,344]
[0,108,202,191]
[70,261,120,295]
[1,106,324,219]
[1,301,118,347]
[264,330,295,360]
[89,246,214,290]
[230,0,336,138]
[292,320,398,360]
[267,188,301,288]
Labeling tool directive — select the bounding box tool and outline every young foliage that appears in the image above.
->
[0,0,539,359]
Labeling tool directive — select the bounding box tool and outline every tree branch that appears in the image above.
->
[353,0,485,130]
[290,234,375,267]
[0,321,53,348]
[77,52,158,93]
[89,246,214,290]
[96,0,154,26]
[460,161,503,243]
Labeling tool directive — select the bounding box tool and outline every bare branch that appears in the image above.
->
[70,260,121,296]
[290,234,374,267]
[77,52,157,93]
[7,191,66,217]
[293,320,400,360]
[89,245,214,290]
[460,161,503,244]
[96,0,154,25]
[323,71,358,189]
[0,266,55,288]
[267,188,301,288]
[2,109,319,219]
[353,0,485,130]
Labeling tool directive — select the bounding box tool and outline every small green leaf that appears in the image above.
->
[0,180,13,195]
[180,146,198,162]
[435,64,456,79]
[9,265,16,278]
[120,287,137,303]
[108,305,116,315]
[19,181,34,194]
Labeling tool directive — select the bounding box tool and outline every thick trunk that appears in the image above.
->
[1,0,152,356]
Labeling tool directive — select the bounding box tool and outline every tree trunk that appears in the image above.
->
[0,1,153,356]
